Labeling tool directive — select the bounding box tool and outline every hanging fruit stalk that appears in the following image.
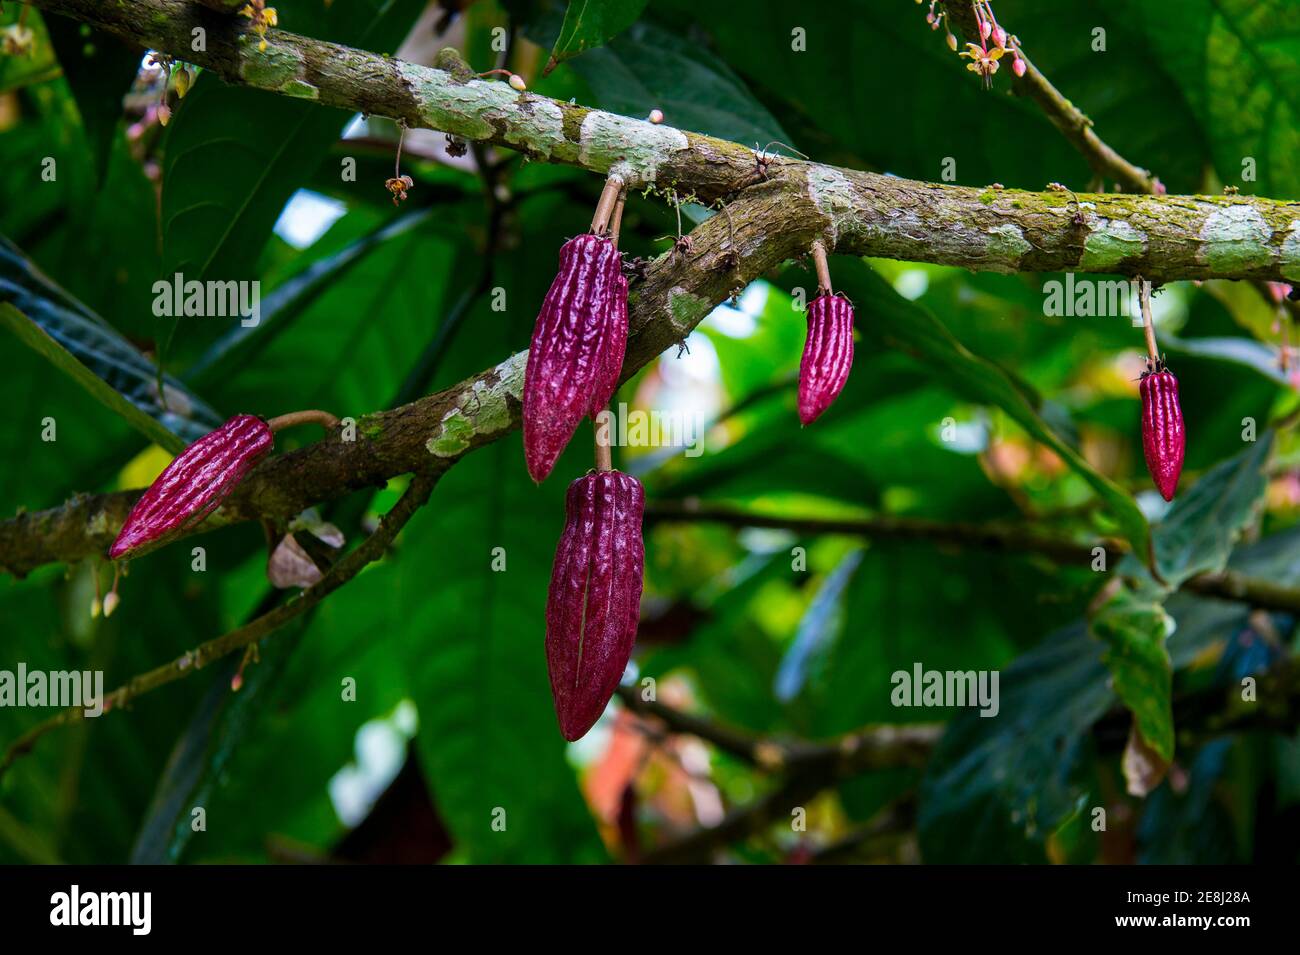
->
[798,241,855,425]
[107,410,338,560]
[522,176,628,482]
[1137,279,1185,501]
[545,468,645,741]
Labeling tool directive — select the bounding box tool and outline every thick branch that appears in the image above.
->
[8,0,1300,575]
[24,0,1300,282]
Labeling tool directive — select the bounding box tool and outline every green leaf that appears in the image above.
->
[0,303,200,454]
[157,0,426,364]
[1105,0,1300,198]
[918,622,1109,863]
[187,207,437,388]
[1152,432,1273,587]
[1090,585,1175,761]
[44,18,139,185]
[0,237,222,449]
[569,20,791,148]
[835,260,1151,555]
[545,0,649,74]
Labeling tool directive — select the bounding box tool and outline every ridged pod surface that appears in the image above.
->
[108,415,273,559]
[798,293,855,425]
[523,234,622,482]
[1140,366,1185,501]
[591,272,629,416]
[545,470,645,741]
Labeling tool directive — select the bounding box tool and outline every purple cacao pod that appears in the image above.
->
[546,469,645,741]
[591,272,629,417]
[1140,366,1185,502]
[108,414,273,559]
[798,293,855,425]
[523,234,622,482]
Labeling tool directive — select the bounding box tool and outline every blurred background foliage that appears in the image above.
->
[0,0,1298,864]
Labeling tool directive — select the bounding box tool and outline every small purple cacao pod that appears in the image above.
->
[545,470,645,741]
[108,414,272,559]
[798,293,855,425]
[591,273,629,416]
[1140,365,1185,502]
[523,234,622,483]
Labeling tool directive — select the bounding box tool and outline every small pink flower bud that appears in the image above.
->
[992,26,1007,48]
[1012,56,1026,77]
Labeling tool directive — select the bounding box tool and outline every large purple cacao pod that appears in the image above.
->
[1140,366,1185,502]
[546,469,645,741]
[108,415,272,559]
[798,293,855,425]
[523,234,622,482]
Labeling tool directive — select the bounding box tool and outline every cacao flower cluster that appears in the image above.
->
[545,470,645,741]
[109,415,273,559]
[523,234,629,482]
[1139,360,1185,502]
[798,293,856,425]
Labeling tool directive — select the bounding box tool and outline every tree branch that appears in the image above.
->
[24,0,1300,282]
[0,469,438,779]
[8,0,1300,576]
[645,499,1300,616]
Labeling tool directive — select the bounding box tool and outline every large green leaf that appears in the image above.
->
[156,0,426,364]
[658,0,1205,192]
[44,17,139,185]
[1151,431,1273,587]
[0,237,222,450]
[545,0,649,74]
[1105,0,1300,198]
[835,260,1151,555]
[568,20,791,149]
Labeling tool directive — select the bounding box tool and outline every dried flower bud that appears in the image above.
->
[157,104,172,127]
[175,65,193,98]
[109,415,273,559]
[1140,363,1185,501]
[90,596,102,619]
[523,234,623,482]
[798,293,855,425]
[546,470,645,741]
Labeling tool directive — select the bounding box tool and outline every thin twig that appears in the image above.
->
[0,470,439,780]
